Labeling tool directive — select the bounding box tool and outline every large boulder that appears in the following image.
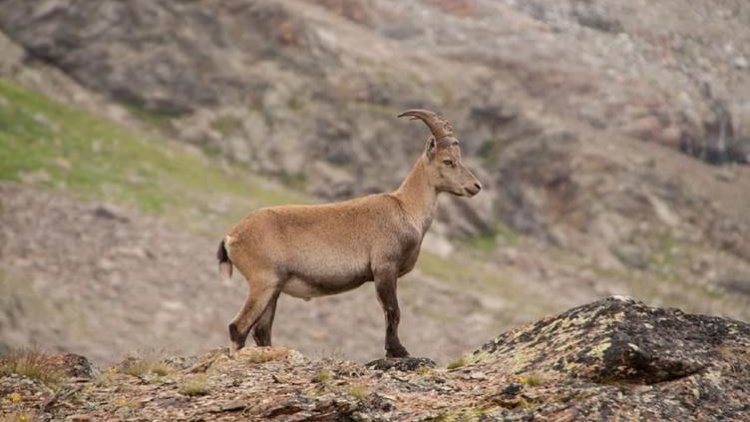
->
[465,296,750,420]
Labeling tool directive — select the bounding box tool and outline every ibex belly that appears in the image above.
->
[282,275,369,300]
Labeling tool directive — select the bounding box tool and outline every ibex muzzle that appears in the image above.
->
[218,109,482,358]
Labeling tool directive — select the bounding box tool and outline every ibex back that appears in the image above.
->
[217,109,481,357]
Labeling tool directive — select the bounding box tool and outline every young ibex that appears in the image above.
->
[217,109,482,357]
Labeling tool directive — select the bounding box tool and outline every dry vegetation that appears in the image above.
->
[177,374,209,397]
[0,349,62,388]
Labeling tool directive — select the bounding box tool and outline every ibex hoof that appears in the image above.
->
[386,345,410,358]
[228,322,246,351]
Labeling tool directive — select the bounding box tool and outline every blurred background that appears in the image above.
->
[1,0,749,365]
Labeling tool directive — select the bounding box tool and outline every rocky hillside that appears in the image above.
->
[2,0,749,268]
[2,297,749,421]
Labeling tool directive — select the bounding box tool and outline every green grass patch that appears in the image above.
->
[446,356,467,370]
[313,369,332,385]
[463,232,498,252]
[461,223,519,254]
[417,251,513,299]
[494,222,520,246]
[0,78,307,227]
[646,234,680,281]
[280,171,307,191]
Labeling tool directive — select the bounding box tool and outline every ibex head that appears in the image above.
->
[398,109,482,197]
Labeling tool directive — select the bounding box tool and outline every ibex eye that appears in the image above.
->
[443,160,454,166]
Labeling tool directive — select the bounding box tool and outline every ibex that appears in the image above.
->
[217,109,482,357]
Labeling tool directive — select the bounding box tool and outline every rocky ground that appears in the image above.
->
[2,297,749,421]
[1,0,750,383]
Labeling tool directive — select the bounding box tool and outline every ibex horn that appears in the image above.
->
[397,109,454,140]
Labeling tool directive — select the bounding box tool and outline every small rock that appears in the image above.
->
[501,383,523,397]
[209,399,247,413]
[90,203,129,222]
[44,353,96,379]
[469,371,486,380]
[733,56,748,69]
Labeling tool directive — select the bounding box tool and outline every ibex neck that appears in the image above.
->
[393,158,438,235]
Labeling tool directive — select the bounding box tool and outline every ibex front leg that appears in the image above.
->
[374,268,410,358]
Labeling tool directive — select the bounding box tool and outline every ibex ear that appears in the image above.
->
[425,136,437,161]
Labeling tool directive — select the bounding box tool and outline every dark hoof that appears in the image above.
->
[228,323,246,350]
[366,357,436,372]
[386,345,410,358]
[252,330,272,347]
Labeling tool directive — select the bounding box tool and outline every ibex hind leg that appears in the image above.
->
[252,295,279,347]
[228,274,282,351]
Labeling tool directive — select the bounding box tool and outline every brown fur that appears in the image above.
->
[218,110,481,357]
